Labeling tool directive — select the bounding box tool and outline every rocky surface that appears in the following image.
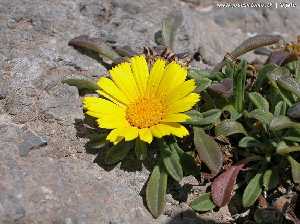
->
[0,0,300,223]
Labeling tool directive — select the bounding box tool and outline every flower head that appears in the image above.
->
[83,55,200,144]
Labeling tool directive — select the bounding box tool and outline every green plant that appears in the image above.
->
[190,54,300,222]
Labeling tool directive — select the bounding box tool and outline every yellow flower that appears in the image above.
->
[83,55,200,144]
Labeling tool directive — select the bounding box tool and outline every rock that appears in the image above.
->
[0,144,155,224]
[1,0,300,223]
[0,119,47,157]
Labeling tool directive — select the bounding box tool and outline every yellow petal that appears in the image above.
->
[130,55,149,96]
[83,97,125,115]
[96,114,129,129]
[97,77,129,105]
[121,126,139,141]
[150,124,171,138]
[157,61,187,98]
[109,62,139,102]
[139,128,153,143]
[146,58,166,97]
[107,129,120,142]
[161,113,190,122]
[166,79,197,104]
[166,93,200,114]
[161,123,189,137]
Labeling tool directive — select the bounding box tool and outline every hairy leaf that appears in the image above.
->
[161,11,183,49]
[86,133,107,150]
[104,142,132,165]
[222,105,242,120]
[193,127,223,175]
[68,35,120,61]
[233,60,247,112]
[274,101,287,117]
[242,173,263,207]
[161,142,183,182]
[215,120,247,137]
[270,116,300,131]
[247,109,273,125]
[239,136,263,148]
[208,78,233,98]
[277,146,300,155]
[277,75,300,98]
[195,78,212,92]
[288,156,300,184]
[211,163,245,207]
[62,79,98,94]
[184,109,221,126]
[135,139,147,160]
[173,143,201,176]
[248,92,269,112]
[263,169,279,191]
[287,102,300,120]
[255,64,277,90]
[191,193,216,212]
[146,163,168,218]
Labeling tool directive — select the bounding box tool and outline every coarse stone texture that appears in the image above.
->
[0,0,300,223]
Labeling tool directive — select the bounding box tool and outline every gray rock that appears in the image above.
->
[1,0,300,223]
[0,119,47,157]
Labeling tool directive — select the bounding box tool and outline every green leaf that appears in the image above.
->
[193,127,223,175]
[277,75,300,98]
[161,11,183,49]
[222,105,242,120]
[274,101,287,117]
[68,35,120,62]
[242,173,263,207]
[146,163,168,218]
[238,136,263,148]
[283,128,300,142]
[62,79,98,94]
[195,78,212,92]
[266,67,293,106]
[86,133,107,150]
[263,169,279,191]
[288,156,300,184]
[286,60,300,82]
[255,64,277,90]
[276,146,300,155]
[247,109,273,125]
[248,92,269,112]
[184,109,221,126]
[135,139,147,160]
[173,143,201,176]
[270,116,300,131]
[215,120,247,137]
[233,60,247,112]
[161,142,183,182]
[104,142,132,165]
[190,193,216,212]
[188,69,211,79]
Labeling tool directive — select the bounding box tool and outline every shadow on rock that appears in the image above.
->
[166,210,219,224]
[74,116,155,172]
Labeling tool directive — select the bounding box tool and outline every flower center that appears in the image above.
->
[126,98,165,128]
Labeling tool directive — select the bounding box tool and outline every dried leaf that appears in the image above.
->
[211,163,245,207]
